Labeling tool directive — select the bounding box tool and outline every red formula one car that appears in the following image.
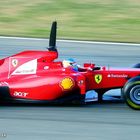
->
[0,22,140,109]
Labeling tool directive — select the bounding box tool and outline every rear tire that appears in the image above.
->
[123,76,140,110]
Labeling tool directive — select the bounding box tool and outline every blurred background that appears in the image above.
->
[0,0,140,43]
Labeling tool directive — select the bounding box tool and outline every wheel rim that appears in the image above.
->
[130,85,140,105]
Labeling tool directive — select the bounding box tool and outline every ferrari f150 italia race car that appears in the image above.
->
[0,22,140,109]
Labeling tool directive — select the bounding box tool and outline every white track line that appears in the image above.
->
[0,36,140,46]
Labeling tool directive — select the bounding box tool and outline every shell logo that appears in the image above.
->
[60,77,74,90]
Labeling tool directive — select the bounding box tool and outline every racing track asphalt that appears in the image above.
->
[0,37,140,140]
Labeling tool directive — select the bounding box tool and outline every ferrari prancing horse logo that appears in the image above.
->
[12,59,18,67]
[95,74,102,84]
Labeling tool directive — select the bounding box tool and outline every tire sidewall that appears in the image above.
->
[123,77,140,109]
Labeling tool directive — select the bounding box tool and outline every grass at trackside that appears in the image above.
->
[0,0,140,43]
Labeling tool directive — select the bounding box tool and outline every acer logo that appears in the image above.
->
[14,91,28,97]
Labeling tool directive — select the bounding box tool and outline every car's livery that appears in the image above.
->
[0,22,140,109]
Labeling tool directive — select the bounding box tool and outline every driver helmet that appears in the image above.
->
[62,58,77,68]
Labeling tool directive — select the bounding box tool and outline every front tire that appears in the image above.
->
[123,76,140,110]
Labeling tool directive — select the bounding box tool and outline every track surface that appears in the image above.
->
[0,38,140,140]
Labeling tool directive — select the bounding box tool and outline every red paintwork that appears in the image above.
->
[0,50,140,102]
